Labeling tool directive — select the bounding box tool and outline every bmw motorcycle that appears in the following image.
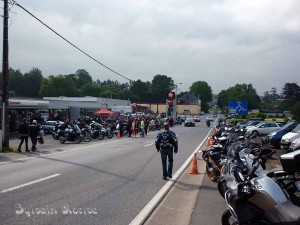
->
[59,124,82,144]
[221,153,300,225]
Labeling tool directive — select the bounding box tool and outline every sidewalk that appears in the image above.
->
[0,135,68,163]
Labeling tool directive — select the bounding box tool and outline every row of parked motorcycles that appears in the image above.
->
[50,120,165,144]
[200,124,300,224]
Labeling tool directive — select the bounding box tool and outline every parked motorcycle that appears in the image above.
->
[81,125,92,142]
[98,124,113,140]
[59,124,82,144]
[221,152,300,225]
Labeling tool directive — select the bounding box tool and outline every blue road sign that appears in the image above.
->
[228,101,248,115]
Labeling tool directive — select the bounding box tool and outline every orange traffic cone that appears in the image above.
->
[117,130,121,139]
[189,153,199,174]
[206,137,211,147]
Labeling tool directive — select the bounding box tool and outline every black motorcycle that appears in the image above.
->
[59,124,82,144]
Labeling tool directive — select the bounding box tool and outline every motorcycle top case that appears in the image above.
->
[280,150,300,173]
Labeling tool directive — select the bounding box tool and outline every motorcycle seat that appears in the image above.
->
[265,200,300,223]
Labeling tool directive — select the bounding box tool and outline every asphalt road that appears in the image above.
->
[0,118,211,225]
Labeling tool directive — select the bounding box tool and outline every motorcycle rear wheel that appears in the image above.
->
[98,133,104,140]
[75,136,81,144]
[206,165,219,182]
[221,209,239,225]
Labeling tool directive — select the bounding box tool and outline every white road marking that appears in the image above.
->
[1,174,61,193]
[144,143,153,147]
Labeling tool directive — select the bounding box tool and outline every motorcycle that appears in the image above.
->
[217,137,272,199]
[199,143,227,182]
[206,119,211,127]
[59,124,82,144]
[81,125,92,142]
[98,124,113,140]
[221,152,300,225]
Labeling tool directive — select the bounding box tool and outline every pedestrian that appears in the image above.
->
[155,122,178,180]
[17,118,30,152]
[140,118,145,138]
[127,119,132,137]
[29,120,41,152]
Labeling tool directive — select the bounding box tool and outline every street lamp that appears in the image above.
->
[173,83,182,121]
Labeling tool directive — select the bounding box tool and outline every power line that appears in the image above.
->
[11,0,132,82]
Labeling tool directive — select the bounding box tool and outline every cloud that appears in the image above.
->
[1,0,299,96]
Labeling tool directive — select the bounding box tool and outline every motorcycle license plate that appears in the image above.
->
[295,181,300,192]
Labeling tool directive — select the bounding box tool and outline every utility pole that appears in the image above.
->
[2,0,9,150]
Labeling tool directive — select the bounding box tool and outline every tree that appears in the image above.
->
[130,79,152,101]
[21,68,43,97]
[217,83,261,111]
[282,83,300,103]
[75,69,93,89]
[189,81,212,113]
[39,75,80,97]
[81,83,102,97]
[151,75,174,102]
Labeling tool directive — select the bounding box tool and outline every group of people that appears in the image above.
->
[17,119,42,152]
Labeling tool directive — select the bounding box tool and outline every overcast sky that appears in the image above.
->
[1,0,300,96]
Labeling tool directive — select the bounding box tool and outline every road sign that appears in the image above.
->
[228,101,248,115]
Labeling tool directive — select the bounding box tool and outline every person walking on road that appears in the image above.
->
[29,120,41,152]
[155,122,178,180]
[140,118,145,138]
[17,118,30,152]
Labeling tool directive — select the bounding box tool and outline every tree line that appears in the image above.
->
[1,67,299,119]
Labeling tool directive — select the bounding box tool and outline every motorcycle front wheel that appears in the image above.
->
[75,136,81,144]
[107,133,113,139]
[98,133,104,140]
[85,134,92,142]
[59,137,65,144]
[206,165,219,182]
[217,176,227,199]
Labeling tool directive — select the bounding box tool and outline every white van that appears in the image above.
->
[280,124,300,150]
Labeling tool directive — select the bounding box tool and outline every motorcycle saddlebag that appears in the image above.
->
[280,150,300,173]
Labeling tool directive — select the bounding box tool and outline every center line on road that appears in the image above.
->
[144,143,153,147]
[1,174,61,194]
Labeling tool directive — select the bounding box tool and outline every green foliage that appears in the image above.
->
[189,81,213,103]
[151,74,174,102]
[39,75,80,97]
[255,112,267,120]
[217,83,261,111]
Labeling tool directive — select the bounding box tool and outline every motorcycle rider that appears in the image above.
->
[206,118,211,127]
[155,122,178,180]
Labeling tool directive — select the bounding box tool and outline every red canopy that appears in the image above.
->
[93,109,115,116]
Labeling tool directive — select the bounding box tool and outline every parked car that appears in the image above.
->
[268,121,300,148]
[184,118,195,127]
[280,123,300,150]
[42,121,59,134]
[246,122,282,136]
[200,111,205,115]
[236,118,263,127]
[194,116,200,122]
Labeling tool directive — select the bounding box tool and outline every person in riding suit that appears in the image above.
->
[155,122,178,180]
